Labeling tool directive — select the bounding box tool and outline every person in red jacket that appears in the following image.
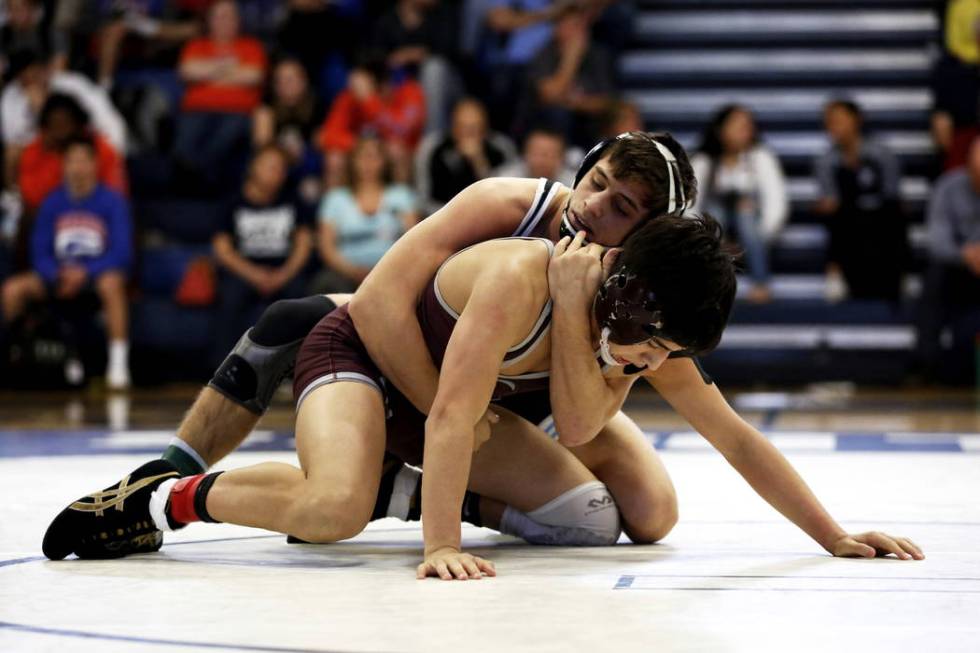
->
[319,54,425,186]
[173,0,267,189]
[18,94,127,214]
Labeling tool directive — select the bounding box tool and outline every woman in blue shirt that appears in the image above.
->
[313,135,418,293]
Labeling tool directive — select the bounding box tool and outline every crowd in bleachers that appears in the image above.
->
[0,0,977,388]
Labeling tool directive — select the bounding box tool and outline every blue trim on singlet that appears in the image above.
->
[512,179,562,237]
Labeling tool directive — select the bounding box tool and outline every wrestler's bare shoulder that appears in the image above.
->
[459,177,542,216]
[439,238,552,316]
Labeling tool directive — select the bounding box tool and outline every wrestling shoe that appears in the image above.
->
[42,459,180,560]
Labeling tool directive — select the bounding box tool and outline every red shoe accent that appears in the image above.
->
[168,474,206,525]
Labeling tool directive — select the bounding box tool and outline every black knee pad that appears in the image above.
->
[208,295,337,414]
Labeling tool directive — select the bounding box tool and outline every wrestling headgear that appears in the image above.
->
[561,132,689,240]
[592,267,695,368]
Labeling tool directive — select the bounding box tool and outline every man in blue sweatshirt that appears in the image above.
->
[1,135,133,388]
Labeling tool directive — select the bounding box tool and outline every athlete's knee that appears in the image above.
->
[252,295,337,346]
[625,501,678,544]
[295,487,370,543]
[208,295,338,414]
[501,481,622,546]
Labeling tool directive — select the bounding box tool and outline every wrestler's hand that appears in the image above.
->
[473,408,500,452]
[549,231,619,310]
[827,532,924,560]
[417,546,496,580]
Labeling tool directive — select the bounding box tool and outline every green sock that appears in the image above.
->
[161,439,207,476]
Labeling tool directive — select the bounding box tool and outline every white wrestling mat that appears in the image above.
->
[1,442,978,653]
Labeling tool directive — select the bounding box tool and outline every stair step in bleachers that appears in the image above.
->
[628,88,931,131]
[641,0,935,10]
[625,0,938,382]
[633,10,937,46]
[621,49,932,86]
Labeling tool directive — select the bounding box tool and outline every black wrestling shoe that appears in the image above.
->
[42,459,180,560]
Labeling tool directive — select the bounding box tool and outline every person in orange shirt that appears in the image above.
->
[319,54,425,185]
[18,94,127,214]
[173,0,267,190]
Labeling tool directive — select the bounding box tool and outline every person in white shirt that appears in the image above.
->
[1,49,127,188]
[493,127,576,187]
[691,104,788,303]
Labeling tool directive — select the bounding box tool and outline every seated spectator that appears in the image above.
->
[319,53,426,186]
[18,93,127,215]
[1,136,134,389]
[212,145,313,364]
[814,99,908,303]
[916,135,980,378]
[493,127,575,186]
[372,0,461,134]
[94,0,200,90]
[0,0,52,68]
[252,57,326,203]
[599,99,644,138]
[276,0,361,99]
[692,105,788,304]
[1,48,127,188]
[517,5,615,147]
[313,135,417,293]
[945,0,980,65]
[174,0,267,191]
[931,0,980,171]
[415,97,516,215]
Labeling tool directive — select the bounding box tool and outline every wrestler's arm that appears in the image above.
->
[349,177,537,414]
[547,235,634,446]
[421,258,543,577]
[645,362,921,559]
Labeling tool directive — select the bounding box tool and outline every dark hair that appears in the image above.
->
[602,131,698,218]
[524,127,565,148]
[39,93,89,130]
[696,104,759,200]
[351,50,389,85]
[617,212,737,354]
[824,98,864,125]
[62,134,97,157]
[346,135,392,190]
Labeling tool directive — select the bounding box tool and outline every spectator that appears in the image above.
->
[1,48,127,187]
[0,0,52,68]
[212,145,313,364]
[318,53,425,186]
[372,0,461,134]
[931,1,980,171]
[276,0,361,98]
[517,5,615,146]
[599,99,644,138]
[493,127,575,186]
[415,97,516,215]
[18,93,127,215]
[94,0,200,90]
[174,0,267,190]
[481,0,569,130]
[945,0,980,64]
[313,135,418,294]
[917,135,980,378]
[1,136,134,389]
[252,57,326,202]
[692,104,788,304]
[814,99,908,303]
